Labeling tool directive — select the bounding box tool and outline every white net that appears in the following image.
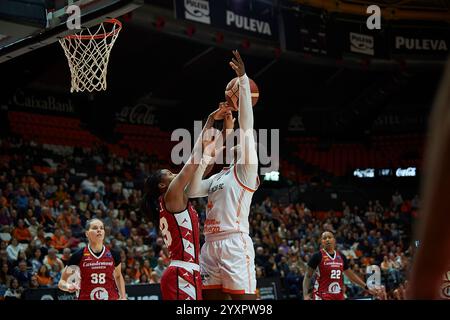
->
[59,19,122,93]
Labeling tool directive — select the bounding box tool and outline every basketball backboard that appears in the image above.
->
[0,0,142,63]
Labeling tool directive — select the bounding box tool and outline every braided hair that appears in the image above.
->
[141,170,164,228]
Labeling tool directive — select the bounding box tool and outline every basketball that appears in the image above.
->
[225,77,259,110]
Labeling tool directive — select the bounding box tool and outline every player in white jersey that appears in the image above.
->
[187,50,259,300]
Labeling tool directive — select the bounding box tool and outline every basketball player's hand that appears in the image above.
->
[229,50,245,77]
[211,102,233,120]
[224,108,235,132]
[303,294,311,300]
[65,282,79,293]
[369,287,383,299]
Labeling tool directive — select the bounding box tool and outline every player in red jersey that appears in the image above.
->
[58,218,126,300]
[142,106,232,300]
[303,231,378,300]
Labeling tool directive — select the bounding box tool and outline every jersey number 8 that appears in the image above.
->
[160,217,172,246]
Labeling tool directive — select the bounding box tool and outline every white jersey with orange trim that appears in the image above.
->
[204,164,259,240]
[186,73,258,294]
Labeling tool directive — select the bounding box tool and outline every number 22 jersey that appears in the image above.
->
[308,249,349,300]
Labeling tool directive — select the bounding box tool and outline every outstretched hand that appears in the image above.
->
[229,50,245,77]
[210,102,233,121]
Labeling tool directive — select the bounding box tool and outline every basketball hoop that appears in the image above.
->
[59,18,122,93]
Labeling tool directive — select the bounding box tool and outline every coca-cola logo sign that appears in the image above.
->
[395,167,416,177]
[116,103,157,125]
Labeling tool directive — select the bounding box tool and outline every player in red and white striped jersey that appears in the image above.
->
[142,107,230,300]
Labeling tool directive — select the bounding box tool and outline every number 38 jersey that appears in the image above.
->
[68,245,121,300]
[308,249,349,300]
[158,196,200,264]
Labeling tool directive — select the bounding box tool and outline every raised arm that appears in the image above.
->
[202,103,235,178]
[229,51,253,132]
[302,266,315,300]
[166,108,227,209]
[229,50,258,188]
[185,104,232,198]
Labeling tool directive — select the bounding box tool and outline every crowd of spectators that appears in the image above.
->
[0,137,415,300]
[250,195,415,300]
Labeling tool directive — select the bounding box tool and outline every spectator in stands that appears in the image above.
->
[285,264,302,299]
[0,190,8,209]
[29,248,42,274]
[61,248,72,266]
[12,219,32,243]
[6,238,21,263]
[49,228,68,251]
[277,255,290,278]
[93,176,105,196]
[139,273,149,284]
[14,188,29,214]
[55,185,69,202]
[124,274,132,285]
[13,259,32,288]
[255,246,268,267]
[90,192,106,212]
[40,207,55,231]
[131,260,141,283]
[3,278,22,300]
[50,200,61,218]
[57,209,73,231]
[29,275,39,289]
[69,216,83,239]
[149,271,160,284]
[64,229,81,250]
[147,249,158,269]
[265,255,280,278]
[135,237,150,258]
[153,257,166,278]
[0,263,13,290]
[0,207,13,230]
[32,227,46,249]
[26,217,39,239]
[256,266,265,279]
[46,178,58,198]
[78,195,90,213]
[140,259,152,279]
[120,220,132,238]
[43,248,64,279]
[80,177,97,195]
[392,191,403,210]
[35,265,52,287]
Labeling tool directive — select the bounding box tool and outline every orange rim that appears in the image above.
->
[65,18,122,40]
